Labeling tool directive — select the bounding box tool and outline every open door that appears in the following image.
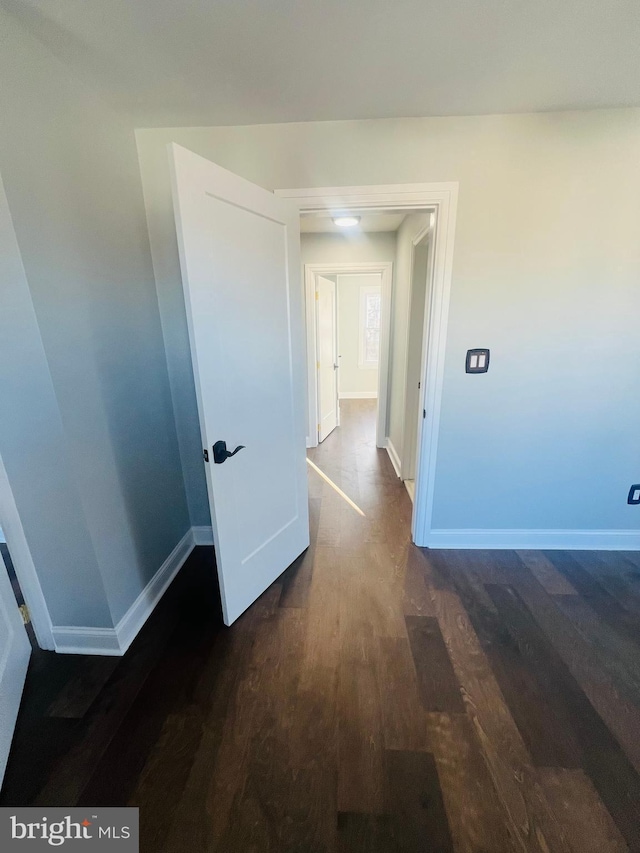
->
[169,144,309,625]
[0,545,30,786]
[316,274,339,442]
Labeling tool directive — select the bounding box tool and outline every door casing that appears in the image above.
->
[276,183,459,547]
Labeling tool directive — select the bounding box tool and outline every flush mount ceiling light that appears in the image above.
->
[332,216,361,227]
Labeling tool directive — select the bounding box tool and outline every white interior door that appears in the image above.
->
[169,144,309,625]
[316,275,339,442]
[0,547,30,786]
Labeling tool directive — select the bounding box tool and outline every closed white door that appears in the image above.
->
[0,546,30,786]
[169,144,309,625]
[316,275,339,442]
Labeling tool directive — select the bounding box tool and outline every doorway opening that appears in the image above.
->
[278,182,458,547]
[304,258,392,449]
[288,183,458,547]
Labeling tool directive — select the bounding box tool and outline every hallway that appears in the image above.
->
[2,400,640,851]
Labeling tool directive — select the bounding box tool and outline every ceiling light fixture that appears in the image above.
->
[332,216,361,227]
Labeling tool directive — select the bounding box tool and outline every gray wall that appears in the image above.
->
[300,231,397,266]
[0,9,190,627]
[0,175,110,627]
[136,110,640,534]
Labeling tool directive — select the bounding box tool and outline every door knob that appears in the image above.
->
[212,440,245,464]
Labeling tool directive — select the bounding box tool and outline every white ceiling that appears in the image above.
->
[6,0,640,127]
[300,212,408,234]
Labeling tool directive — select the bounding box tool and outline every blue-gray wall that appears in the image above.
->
[0,8,191,626]
[136,113,640,537]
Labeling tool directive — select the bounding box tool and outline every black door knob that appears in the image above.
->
[212,440,245,464]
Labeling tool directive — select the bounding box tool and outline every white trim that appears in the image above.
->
[192,525,214,545]
[339,391,378,399]
[0,451,55,650]
[52,626,122,656]
[116,528,195,652]
[426,529,640,550]
[386,439,402,479]
[304,262,393,449]
[277,182,459,211]
[53,527,203,655]
[279,183,459,547]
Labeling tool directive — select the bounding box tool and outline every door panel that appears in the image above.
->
[0,546,30,786]
[169,144,309,625]
[316,275,338,442]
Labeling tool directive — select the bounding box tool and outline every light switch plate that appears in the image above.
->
[628,485,640,505]
[466,348,490,374]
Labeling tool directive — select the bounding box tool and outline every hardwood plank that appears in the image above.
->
[487,583,640,850]
[159,620,259,853]
[35,617,178,806]
[378,636,428,751]
[573,551,640,621]
[0,717,83,805]
[194,585,288,847]
[552,592,640,707]
[286,545,341,775]
[538,768,628,853]
[384,749,454,853]
[337,812,395,853]
[47,657,120,719]
[430,550,583,769]
[337,635,385,813]
[402,546,436,617]
[426,712,515,853]
[405,615,465,713]
[516,550,578,596]
[505,558,640,777]
[430,585,572,852]
[543,551,640,647]
[221,766,335,853]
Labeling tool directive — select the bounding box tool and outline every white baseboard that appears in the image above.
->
[52,626,123,656]
[339,391,378,399]
[192,525,214,546]
[385,439,401,478]
[116,529,196,652]
[52,526,207,656]
[425,529,640,550]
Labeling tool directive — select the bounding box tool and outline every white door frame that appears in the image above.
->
[276,183,459,548]
[304,263,392,449]
[0,451,54,650]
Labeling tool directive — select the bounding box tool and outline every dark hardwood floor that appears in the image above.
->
[2,399,640,852]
